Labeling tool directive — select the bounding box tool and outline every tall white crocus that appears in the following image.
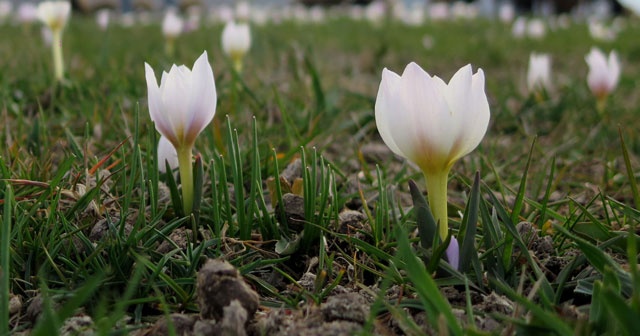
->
[145,51,217,215]
[221,20,251,73]
[162,9,183,56]
[527,52,552,94]
[36,1,71,82]
[375,63,490,239]
[585,47,620,111]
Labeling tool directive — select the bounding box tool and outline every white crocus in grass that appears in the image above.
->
[375,63,490,240]
[145,51,217,215]
[527,52,552,94]
[585,47,620,111]
[36,0,71,82]
[162,9,183,56]
[221,20,251,73]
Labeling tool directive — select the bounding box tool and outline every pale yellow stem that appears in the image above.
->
[596,96,607,115]
[52,29,64,81]
[165,37,175,57]
[177,146,194,215]
[424,168,451,240]
[232,56,243,73]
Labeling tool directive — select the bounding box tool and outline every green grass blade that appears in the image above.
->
[459,172,480,273]
[618,127,640,210]
[1,185,12,336]
[395,226,463,336]
[408,179,437,250]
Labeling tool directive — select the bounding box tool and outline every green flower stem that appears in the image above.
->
[596,97,607,115]
[232,55,243,73]
[52,29,64,81]
[165,38,175,57]
[424,168,450,240]
[177,146,194,216]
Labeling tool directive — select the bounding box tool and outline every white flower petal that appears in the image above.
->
[373,62,490,174]
[453,68,490,161]
[185,51,217,145]
[146,63,177,145]
[158,136,179,173]
[145,53,218,152]
[375,68,406,158]
[395,63,453,171]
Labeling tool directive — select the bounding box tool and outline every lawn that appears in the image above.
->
[2,10,640,335]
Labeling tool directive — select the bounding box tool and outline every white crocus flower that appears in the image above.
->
[527,52,552,94]
[145,51,217,214]
[375,63,490,239]
[36,1,71,82]
[162,9,183,56]
[221,20,251,72]
[96,9,110,31]
[585,47,620,111]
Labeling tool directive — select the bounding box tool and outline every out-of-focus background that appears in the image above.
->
[2,0,627,15]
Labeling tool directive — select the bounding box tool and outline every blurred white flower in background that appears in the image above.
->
[527,18,546,38]
[119,12,135,27]
[0,1,12,23]
[162,8,183,38]
[588,20,617,41]
[96,9,110,31]
[498,2,515,23]
[365,1,385,24]
[162,8,183,56]
[428,2,450,21]
[527,52,552,94]
[309,6,326,23]
[184,6,202,32]
[236,1,251,22]
[399,2,424,25]
[209,5,234,24]
[451,1,478,20]
[250,6,270,26]
[37,0,71,81]
[37,0,71,31]
[512,16,527,38]
[585,47,620,104]
[348,4,364,20]
[422,34,435,50]
[221,20,251,72]
[18,2,38,24]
